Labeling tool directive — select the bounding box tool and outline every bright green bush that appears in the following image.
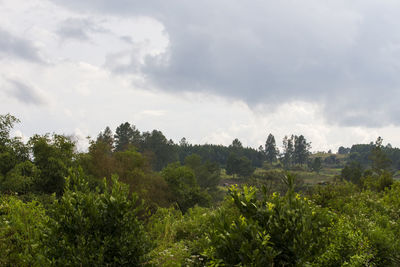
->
[0,161,40,194]
[43,169,150,266]
[0,195,48,266]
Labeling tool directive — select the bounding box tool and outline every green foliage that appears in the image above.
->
[207,181,334,266]
[44,169,150,266]
[185,154,221,190]
[29,134,75,195]
[114,122,141,152]
[141,130,179,171]
[361,171,394,192]
[341,161,363,185]
[311,157,322,173]
[0,161,40,194]
[265,133,278,164]
[0,195,49,266]
[226,153,254,178]
[162,162,210,213]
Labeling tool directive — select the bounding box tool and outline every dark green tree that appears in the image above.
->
[226,153,254,178]
[282,135,294,168]
[338,146,350,154]
[96,126,114,151]
[185,154,221,189]
[341,161,363,185]
[29,134,75,195]
[161,162,209,212]
[311,157,322,173]
[293,135,311,165]
[265,133,278,164]
[142,130,178,171]
[114,122,141,152]
[370,137,391,175]
[0,114,29,176]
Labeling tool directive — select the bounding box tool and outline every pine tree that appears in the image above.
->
[265,133,278,164]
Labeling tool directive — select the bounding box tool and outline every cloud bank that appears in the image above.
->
[48,0,400,127]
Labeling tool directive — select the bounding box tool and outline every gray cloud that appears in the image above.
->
[0,28,44,63]
[49,0,400,127]
[56,17,107,41]
[5,78,47,106]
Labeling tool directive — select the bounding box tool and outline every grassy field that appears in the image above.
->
[220,164,342,186]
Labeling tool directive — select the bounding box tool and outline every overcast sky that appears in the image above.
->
[1,0,400,151]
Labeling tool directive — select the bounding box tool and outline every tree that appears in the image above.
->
[142,130,178,171]
[0,114,29,176]
[185,154,221,189]
[293,135,311,165]
[265,133,278,164]
[29,134,75,195]
[226,153,254,178]
[231,138,243,149]
[282,135,294,168]
[341,161,363,185]
[338,146,350,154]
[311,157,322,173]
[114,122,141,152]
[96,126,114,150]
[161,162,209,212]
[370,137,391,175]
[0,113,19,146]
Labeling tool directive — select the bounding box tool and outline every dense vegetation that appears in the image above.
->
[1,113,400,266]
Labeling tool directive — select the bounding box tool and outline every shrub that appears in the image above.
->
[43,169,150,266]
[0,196,48,266]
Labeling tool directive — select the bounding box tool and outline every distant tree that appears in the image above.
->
[324,155,339,165]
[237,156,254,177]
[226,153,254,178]
[114,122,141,152]
[370,137,391,175]
[29,134,75,195]
[179,137,189,147]
[114,122,134,152]
[185,154,221,189]
[265,133,278,164]
[142,130,178,171]
[231,138,243,149]
[311,157,322,173]
[0,114,19,145]
[341,161,363,185]
[293,135,311,165]
[282,135,294,168]
[96,126,114,150]
[0,114,30,177]
[338,146,350,154]
[161,162,209,212]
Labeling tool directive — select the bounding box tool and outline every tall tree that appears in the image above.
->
[265,133,278,164]
[114,123,141,151]
[114,122,134,152]
[142,130,178,171]
[282,135,294,168]
[293,135,311,165]
[29,134,75,195]
[96,126,114,151]
[370,137,391,175]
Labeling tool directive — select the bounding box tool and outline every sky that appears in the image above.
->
[1,0,400,152]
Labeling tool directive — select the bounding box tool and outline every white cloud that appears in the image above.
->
[1,0,400,153]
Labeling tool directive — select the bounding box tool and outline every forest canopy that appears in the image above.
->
[1,113,400,266]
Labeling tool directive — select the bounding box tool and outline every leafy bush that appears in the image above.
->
[0,196,48,266]
[43,169,150,266]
